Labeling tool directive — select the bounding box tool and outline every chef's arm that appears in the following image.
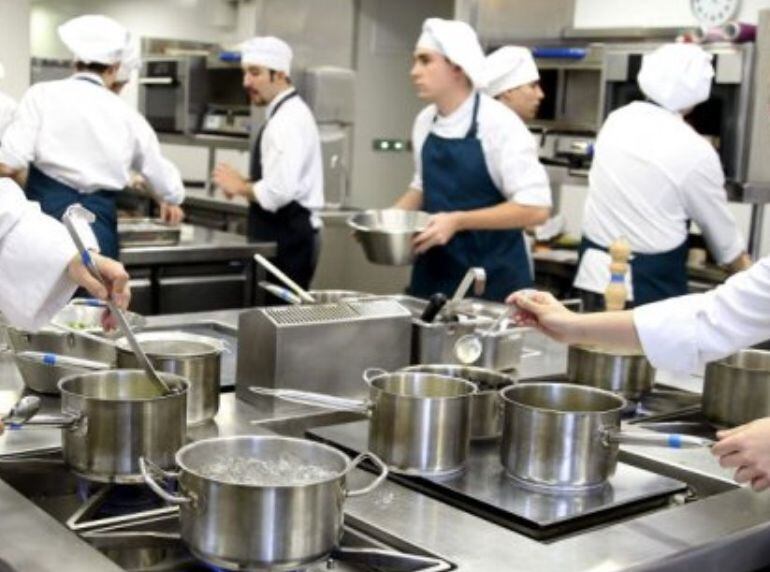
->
[682,157,749,273]
[452,201,549,231]
[507,290,642,351]
[394,188,423,210]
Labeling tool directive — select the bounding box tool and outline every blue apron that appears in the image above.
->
[248,90,317,290]
[23,76,119,259]
[409,93,531,302]
[578,236,689,307]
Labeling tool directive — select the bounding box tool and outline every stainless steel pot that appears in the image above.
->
[52,299,146,339]
[115,332,223,425]
[401,364,516,439]
[141,435,387,571]
[567,345,655,399]
[6,327,116,394]
[251,368,476,476]
[23,370,188,483]
[703,349,770,426]
[500,383,711,490]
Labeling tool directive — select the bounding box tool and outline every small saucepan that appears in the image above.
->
[499,383,711,490]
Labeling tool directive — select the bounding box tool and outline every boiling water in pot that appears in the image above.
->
[198,454,337,486]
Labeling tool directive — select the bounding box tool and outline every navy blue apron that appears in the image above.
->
[248,90,317,290]
[409,93,531,302]
[24,76,119,259]
[578,235,688,307]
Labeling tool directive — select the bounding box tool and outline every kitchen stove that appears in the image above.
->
[309,420,690,541]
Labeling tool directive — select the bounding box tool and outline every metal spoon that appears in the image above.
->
[63,205,173,396]
[453,309,510,365]
[254,254,316,303]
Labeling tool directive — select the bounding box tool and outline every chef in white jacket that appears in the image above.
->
[0,63,17,140]
[484,46,544,122]
[0,14,185,259]
[507,259,770,492]
[0,178,130,331]
[394,19,551,301]
[212,36,324,290]
[574,43,750,310]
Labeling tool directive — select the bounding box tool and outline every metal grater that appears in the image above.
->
[236,300,412,403]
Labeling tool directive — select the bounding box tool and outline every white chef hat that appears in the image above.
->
[416,18,486,88]
[637,43,714,112]
[116,38,141,83]
[484,46,539,97]
[58,15,130,65]
[240,36,292,75]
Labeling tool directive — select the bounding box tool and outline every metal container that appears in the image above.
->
[141,436,387,571]
[116,332,223,425]
[118,218,181,248]
[567,345,655,399]
[402,364,516,439]
[500,383,626,490]
[347,209,430,266]
[251,369,476,476]
[703,349,770,426]
[52,299,146,339]
[58,370,188,483]
[6,327,116,394]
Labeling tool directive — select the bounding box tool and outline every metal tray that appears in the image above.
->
[118,218,181,247]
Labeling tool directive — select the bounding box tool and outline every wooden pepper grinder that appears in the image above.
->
[604,237,631,311]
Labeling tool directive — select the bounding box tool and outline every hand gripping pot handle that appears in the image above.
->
[345,452,389,498]
[140,457,193,505]
[249,386,372,415]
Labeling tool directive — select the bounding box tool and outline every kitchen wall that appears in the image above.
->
[0,0,31,99]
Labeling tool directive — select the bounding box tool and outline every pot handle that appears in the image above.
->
[140,457,193,505]
[362,367,388,384]
[602,428,713,449]
[345,452,389,498]
[248,386,371,414]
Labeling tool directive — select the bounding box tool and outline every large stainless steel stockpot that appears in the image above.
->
[6,327,116,394]
[251,368,476,475]
[567,345,655,399]
[116,332,222,425]
[703,349,770,426]
[499,383,710,490]
[141,435,387,571]
[401,364,516,439]
[56,370,187,483]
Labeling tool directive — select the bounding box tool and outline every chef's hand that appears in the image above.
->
[159,202,185,225]
[212,164,251,200]
[67,254,131,331]
[712,418,770,492]
[506,289,580,343]
[413,212,461,254]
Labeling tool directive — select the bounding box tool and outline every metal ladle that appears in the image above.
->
[254,254,316,303]
[2,395,41,426]
[63,206,173,396]
[454,309,510,365]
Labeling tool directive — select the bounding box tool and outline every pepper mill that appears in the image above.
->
[604,237,631,311]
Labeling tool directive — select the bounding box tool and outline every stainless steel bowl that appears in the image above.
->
[53,299,146,339]
[348,209,430,266]
[6,327,117,394]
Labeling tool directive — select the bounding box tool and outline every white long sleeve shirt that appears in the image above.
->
[575,101,745,298]
[252,89,324,228]
[0,179,81,330]
[410,92,551,208]
[0,73,184,205]
[0,90,17,140]
[634,257,770,374]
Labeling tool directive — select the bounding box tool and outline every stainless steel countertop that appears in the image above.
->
[1,309,770,571]
[120,224,275,265]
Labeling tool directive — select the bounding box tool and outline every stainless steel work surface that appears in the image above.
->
[120,224,274,265]
[310,420,687,539]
